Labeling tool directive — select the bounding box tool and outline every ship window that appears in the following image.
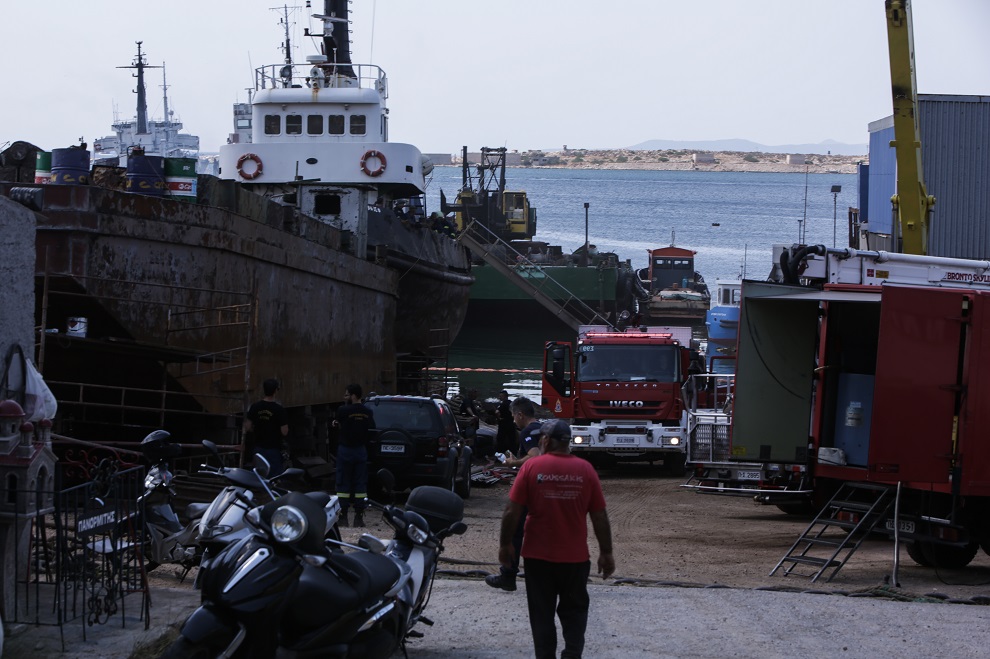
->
[286,115,303,135]
[236,118,252,129]
[350,115,367,135]
[307,114,324,134]
[328,115,345,134]
[264,114,281,135]
[314,193,342,215]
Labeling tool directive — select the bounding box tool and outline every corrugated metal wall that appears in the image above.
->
[866,94,990,259]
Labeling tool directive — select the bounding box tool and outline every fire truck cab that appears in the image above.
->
[542,325,730,471]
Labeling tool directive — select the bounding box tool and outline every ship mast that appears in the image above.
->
[160,63,172,155]
[118,41,161,135]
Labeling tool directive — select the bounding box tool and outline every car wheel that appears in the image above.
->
[455,445,473,499]
[455,463,472,499]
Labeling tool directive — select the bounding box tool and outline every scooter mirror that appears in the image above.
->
[202,439,219,457]
[273,467,305,481]
[449,521,468,536]
[255,454,271,478]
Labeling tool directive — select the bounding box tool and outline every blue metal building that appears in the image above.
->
[863,94,990,259]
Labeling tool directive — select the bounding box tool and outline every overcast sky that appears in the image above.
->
[4,0,988,155]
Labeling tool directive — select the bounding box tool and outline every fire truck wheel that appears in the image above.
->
[908,539,978,569]
[905,541,933,567]
[663,453,686,476]
[774,502,816,516]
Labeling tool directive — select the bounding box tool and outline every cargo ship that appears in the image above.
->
[442,147,642,330]
[0,1,472,452]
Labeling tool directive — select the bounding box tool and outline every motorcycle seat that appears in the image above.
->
[304,491,332,507]
[186,502,209,519]
[292,553,402,624]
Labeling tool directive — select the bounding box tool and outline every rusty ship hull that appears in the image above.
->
[2,172,470,446]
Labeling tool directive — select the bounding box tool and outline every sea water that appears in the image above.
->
[424,167,858,402]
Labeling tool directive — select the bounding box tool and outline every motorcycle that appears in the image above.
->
[135,432,333,575]
[164,471,467,659]
[194,439,342,585]
[134,430,203,572]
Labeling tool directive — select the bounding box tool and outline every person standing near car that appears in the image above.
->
[333,383,375,527]
[498,419,614,659]
[243,378,289,476]
[486,396,542,592]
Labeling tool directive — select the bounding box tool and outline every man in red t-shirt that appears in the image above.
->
[498,420,615,659]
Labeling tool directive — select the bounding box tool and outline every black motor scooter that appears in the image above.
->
[163,472,466,659]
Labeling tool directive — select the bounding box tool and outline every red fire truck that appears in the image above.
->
[542,325,731,472]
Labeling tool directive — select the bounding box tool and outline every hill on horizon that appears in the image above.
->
[626,138,868,156]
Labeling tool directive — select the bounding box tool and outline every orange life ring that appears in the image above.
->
[236,153,263,180]
[360,150,387,177]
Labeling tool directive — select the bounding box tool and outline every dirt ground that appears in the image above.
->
[148,465,990,603]
[414,465,990,601]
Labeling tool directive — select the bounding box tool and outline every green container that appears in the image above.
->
[35,151,51,183]
[165,157,197,202]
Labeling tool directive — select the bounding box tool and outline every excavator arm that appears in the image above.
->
[885,0,935,255]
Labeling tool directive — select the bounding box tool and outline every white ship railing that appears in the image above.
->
[254,62,387,97]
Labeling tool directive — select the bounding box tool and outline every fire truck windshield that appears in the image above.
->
[576,344,679,383]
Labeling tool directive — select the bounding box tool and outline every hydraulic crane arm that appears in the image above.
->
[884,0,935,255]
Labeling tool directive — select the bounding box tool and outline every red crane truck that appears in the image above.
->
[685,244,990,567]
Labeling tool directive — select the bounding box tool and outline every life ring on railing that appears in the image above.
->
[360,150,387,177]
[236,153,263,180]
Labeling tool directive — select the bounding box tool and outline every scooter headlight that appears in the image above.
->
[144,467,164,489]
[271,505,308,543]
[407,522,429,544]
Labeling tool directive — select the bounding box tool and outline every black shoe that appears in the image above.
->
[339,511,349,528]
[352,513,365,527]
[485,573,517,592]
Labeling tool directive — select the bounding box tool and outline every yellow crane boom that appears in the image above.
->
[885,0,935,255]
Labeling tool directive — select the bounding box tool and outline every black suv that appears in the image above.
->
[366,395,472,498]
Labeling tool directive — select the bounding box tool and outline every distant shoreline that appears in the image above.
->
[448,148,865,175]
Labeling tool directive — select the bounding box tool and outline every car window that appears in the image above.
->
[438,403,458,435]
[373,401,438,432]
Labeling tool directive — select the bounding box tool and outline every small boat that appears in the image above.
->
[711,222,721,227]
[637,245,710,323]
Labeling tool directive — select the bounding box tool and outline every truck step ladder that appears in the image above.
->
[769,482,893,583]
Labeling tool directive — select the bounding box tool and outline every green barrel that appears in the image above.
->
[34,151,51,184]
[165,157,197,202]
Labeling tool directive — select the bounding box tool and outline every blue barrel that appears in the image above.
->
[125,153,167,196]
[50,147,91,185]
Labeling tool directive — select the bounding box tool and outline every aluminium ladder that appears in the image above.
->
[770,481,894,583]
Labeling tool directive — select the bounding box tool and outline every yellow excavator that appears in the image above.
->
[884,0,936,255]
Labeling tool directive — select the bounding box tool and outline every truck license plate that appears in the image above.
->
[614,436,637,444]
[736,470,761,481]
[885,519,915,534]
[380,444,405,454]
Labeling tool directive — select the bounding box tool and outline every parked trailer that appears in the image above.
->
[685,244,990,566]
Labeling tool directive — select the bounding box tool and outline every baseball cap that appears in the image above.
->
[540,419,572,441]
